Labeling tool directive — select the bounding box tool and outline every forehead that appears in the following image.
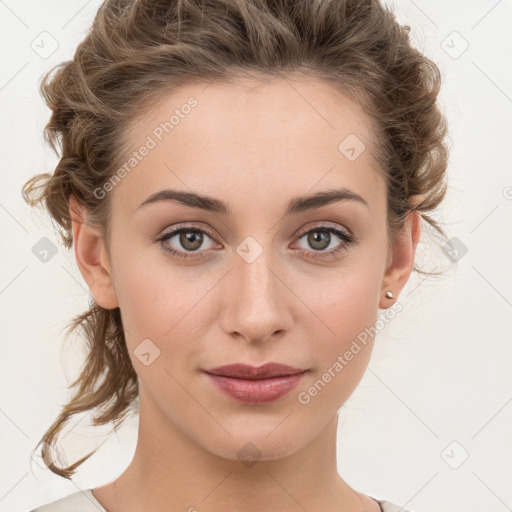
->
[112,75,385,215]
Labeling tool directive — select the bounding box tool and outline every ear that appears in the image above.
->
[69,194,119,309]
[379,195,423,309]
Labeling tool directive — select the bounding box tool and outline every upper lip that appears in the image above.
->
[204,363,307,380]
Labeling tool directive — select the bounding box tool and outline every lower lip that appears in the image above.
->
[204,372,307,404]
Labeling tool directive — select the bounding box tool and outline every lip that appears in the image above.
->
[205,362,307,379]
[203,363,308,404]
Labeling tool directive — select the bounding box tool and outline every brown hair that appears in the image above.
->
[23,0,449,479]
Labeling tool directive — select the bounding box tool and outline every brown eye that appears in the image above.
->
[157,225,218,260]
[294,224,355,260]
[178,230,204,251]
[306,230,331,251]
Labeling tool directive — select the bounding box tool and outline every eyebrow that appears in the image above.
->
[137,187,369,216]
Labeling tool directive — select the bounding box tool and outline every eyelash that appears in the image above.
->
[156,223,355,261]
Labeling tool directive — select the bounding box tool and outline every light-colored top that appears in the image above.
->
[30,488,414,512]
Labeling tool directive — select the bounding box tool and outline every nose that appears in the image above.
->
[218,245,293,344]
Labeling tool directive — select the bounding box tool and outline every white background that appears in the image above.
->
[0,1,511,511]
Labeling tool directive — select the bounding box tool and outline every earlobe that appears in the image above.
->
[379,207,422,309]
[69,195,119,309]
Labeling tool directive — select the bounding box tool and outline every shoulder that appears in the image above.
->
[377,499,416,512]
[29,489,107,512]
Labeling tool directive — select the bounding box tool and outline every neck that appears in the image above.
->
[94,389,378,512]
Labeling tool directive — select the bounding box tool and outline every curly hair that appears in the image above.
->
[23,0,449,479]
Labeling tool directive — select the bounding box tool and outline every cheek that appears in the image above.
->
[116,270,201,343]
[293,275,379,413]
[109,227,190,331]
[111,246,218,364]
[297,263,382,343]
[292,250,385,397]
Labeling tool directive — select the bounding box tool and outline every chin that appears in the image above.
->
[197,424,312,464]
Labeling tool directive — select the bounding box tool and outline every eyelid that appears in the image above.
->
[157,222,218,241]
[294,221,353,241]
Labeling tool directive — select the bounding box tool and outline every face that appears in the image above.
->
[73,75,418,463]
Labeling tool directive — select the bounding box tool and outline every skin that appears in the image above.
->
[70,75,421,512]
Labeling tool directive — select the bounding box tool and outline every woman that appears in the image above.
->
[24,0,449,510]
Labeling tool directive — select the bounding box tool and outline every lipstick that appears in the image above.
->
[203,363,308,405]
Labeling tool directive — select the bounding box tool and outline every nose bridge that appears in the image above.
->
[235,238,281,307]
[220,235,290,341]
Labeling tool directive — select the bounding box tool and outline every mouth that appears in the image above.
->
[203,363,309,404]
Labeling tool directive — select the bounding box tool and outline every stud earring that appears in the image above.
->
[385,290,394,299]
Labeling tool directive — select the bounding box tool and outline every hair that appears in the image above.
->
[24,0,450,479]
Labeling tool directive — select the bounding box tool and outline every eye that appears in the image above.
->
[156,222,355,261]
[293,223,354,260]
[156,224,219,260]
